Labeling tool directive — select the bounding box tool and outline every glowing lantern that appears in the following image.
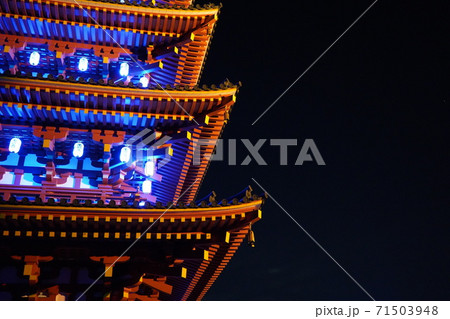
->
[119,62,129,77]
[142,180,152,194]
[29,51,40,66]
[144,160,155,176]
[78,57,89,71]
[9,138,22,153]
[120,146,131,162]
[139,76,149,88]
[73,142,84,158]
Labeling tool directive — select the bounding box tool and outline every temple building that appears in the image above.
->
[0,0,263,300]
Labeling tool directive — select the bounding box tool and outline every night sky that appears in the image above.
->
[194,0,450,300]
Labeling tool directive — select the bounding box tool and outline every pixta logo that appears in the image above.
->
[193,138,325,166]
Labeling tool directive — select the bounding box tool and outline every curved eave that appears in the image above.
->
[2,0,219,18]
[0,11,213,41]
[156,0,194,7]
[0,0,219,39]
[0,3,219,86]
[76,0,218,16]
[0,76,237,100]
[0,199,262,221]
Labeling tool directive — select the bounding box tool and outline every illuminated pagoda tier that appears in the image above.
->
[0,0,264,300]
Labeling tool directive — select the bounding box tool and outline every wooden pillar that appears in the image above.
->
[32,126,69,153]
[11,255,53,285]
[89,256,130,278]
[92,130,126,185]
[13,169,23,186]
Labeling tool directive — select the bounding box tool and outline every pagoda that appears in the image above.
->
[0,0,263,300]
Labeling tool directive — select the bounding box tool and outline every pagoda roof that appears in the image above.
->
[0,11,208,40]
[0,73,238,131]
[0,196,263,300]
[0,73,238,96]
[0,0,239,214]
[0,73,239,204]
[0,0,216,16]
[0,7,218,86]
[0,1,220,37]
[0,197,262,228]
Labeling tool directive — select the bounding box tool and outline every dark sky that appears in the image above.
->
[194,0,450,300]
